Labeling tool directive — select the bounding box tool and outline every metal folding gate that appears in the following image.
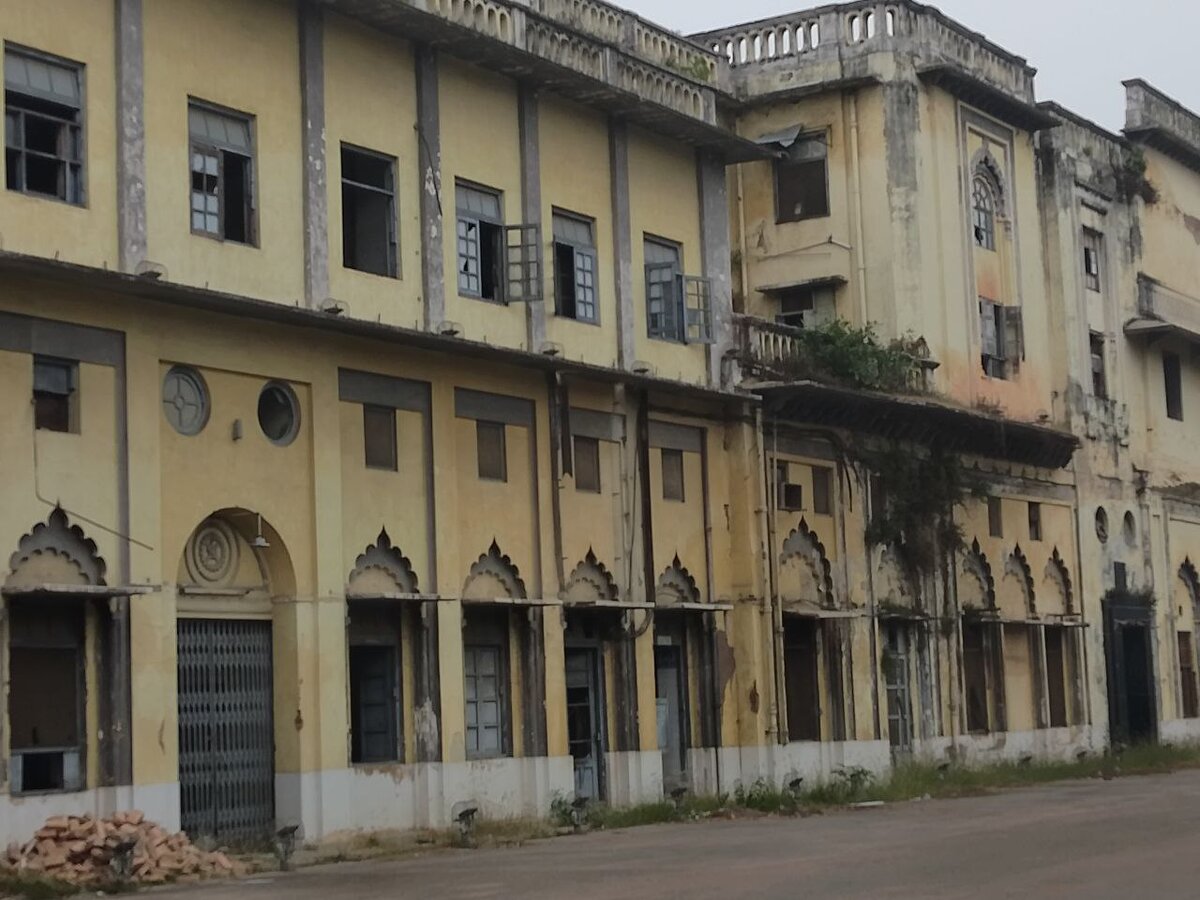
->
[177,619,275,844]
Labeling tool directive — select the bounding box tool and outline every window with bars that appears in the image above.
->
[4,47,84,204]
[33,356,77,433]
[342,145,397,277]
[774,135,829,222]
[552,211,598,323]
[188,101,255,244]
[971,175,996,251]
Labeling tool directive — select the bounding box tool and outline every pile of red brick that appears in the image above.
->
[2,811,241,886]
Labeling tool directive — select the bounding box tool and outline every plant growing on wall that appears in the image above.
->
[767,321,931,394]
[664,55,713,83]
[1113,146,1159,205]
[861,444,980,579]
[1101,585,1156,607]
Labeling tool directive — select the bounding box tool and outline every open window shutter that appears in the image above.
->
[504,224,541,302]
[1004,306,1024,374]
[979,298,998,358]
[683,276,714,344]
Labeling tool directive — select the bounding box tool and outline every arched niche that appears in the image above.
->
[176,508,296,610]
[656,554,700,606]
[348,528,420,597]
[562,548,619,604]
[778,518,834,609]
[6,506,107,590]
[998,544,1035,620]
[958,539,995,612]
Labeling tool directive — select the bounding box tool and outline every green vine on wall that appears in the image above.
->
[1114,146,1159,205]
[861,444,981,579]
[663,55,713,83]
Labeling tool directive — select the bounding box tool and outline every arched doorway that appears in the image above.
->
[175,509,293,844]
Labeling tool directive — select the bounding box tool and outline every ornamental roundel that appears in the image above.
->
[185,518,239,585]
[162,365,210,436]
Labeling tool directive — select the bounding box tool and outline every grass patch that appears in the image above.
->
[0,872,80,899]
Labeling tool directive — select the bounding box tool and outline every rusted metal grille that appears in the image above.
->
[178,619,275,845]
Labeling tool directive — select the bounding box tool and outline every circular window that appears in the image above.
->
[1095,507,1109,543]
[1123,511,1137,547]
[257,381,300,446]
[162,366,210,436]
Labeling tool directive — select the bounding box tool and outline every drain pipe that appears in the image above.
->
[754,408,787,746]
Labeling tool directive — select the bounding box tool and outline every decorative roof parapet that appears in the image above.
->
[1124,79,1200,173]
[692,0,1036,108]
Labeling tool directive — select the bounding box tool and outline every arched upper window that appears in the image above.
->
[972,174,996,251]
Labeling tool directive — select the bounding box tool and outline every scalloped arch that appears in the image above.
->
[779,517,834,607]
[562,548,619,603]
[959,538,995,610]
[6,506,107,588]
[1043,547,1074,615]
[463,539,527,600]
[970,146,1009,216]
[349,528,419,595]
[656,554,700,606]
[1003,544,1036,617]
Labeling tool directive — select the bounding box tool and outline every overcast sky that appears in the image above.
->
[625,0,1199,131]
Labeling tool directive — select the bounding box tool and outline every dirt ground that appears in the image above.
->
[146,769,1200,899]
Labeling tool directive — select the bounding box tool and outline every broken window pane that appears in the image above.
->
[476,420,507,482]
[342,145,397,278]
[661,448,685,502]
[188,101,255,244]
[972,174,996,250]
[33,356,76,433]
[573,435,601,493]
[456,182,504,300]
[775,136,829,222]
[4,48,84,204]
[363,404,397,471]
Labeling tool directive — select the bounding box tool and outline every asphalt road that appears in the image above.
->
[151,770,1200,899]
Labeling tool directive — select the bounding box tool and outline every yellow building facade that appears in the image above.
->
[0,0,1198,846]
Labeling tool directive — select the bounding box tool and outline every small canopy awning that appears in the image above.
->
[655,600,734,613]
[346,591,445,603]
[757,381,1078,469]
[2,583,158,598]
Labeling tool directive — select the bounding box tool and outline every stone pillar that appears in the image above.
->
[697,151,732,388]
[299,2,329,308]
[115,0,146,273]
[416,46,445,331]
[609,120,635,371]
[518,85,546,352]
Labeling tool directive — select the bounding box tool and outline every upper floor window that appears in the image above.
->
[4,46,84,205]
[979,298,1022,380]
[971,175,996,251]
[1082,228,1102,292]
[342,144,397,278]
[775,134,829,222]
[644,237,712,345]
[1164,351,1183,421]
[33,356,77,433]
[189,101,255,244]
[476,420,507,481]
[363,404,397,471]
[775,283,836,330]
[457,182,503,300]
[552,211,598,323]
[1090,332,1108,400]
[661,448,685,502]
